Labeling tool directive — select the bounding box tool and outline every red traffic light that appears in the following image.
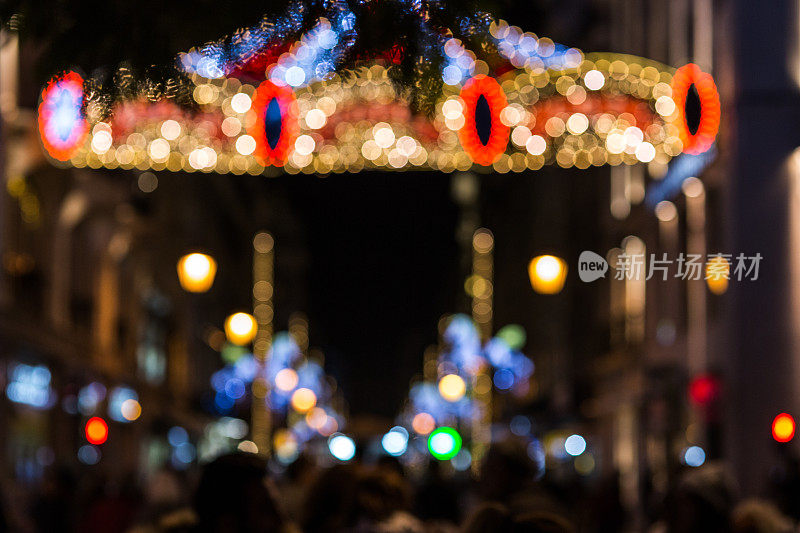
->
[772,413,795,443]
[85,417,108,445]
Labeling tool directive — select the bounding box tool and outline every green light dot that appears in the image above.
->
[427,426,462,460]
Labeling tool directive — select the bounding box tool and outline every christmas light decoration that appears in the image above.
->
[249,80,300,167]
[37,3,719,175]
[38,71,88,161]
[458,75,510,165]
[671,63,720,155]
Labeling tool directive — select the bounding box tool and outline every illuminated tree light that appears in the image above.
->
[38,72,88,161]
[249,80,299,166]
[671,64,720,155]
[458,75,510,166]
[38,13,700,175]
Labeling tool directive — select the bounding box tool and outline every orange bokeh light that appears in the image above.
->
[248,80,299,167]
[773,413,796,443]
[671,64,720,155]
[85,417,109,445]
[412,412,436,435]
[291,387,317,413]
[458,75,510,166]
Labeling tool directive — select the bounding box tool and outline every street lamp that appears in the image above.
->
[177,253,217,293]
[528,255,567,294]
[224,312,258,346]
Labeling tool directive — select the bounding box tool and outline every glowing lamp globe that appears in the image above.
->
[438,374,466,402]
[224,312,258,346]
[177,253,217,293]
[428,427,462,460]
[528,255,567,294]
[85,417,109,445]
[773,413,795,443]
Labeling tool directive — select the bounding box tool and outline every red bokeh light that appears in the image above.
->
[248,80,299,167]
[689,374,720,406]
[85,417,109,445]
[458,75,510,166]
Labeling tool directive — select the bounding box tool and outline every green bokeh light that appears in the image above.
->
[427,426,462,460]
[496,324,526,350]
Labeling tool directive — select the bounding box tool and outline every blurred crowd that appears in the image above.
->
[0,440,798,533]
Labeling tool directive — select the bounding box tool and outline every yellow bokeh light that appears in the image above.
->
[274,429,298,460]
[230,92,252,114]
[584,70,605,90]
[291,387,317,413]
[706,256,730,295]
[373,123,395,148]
[438,374,466,402]
[148,138,170,162]
[305,108,327,129]
[295,135,316,156]
[526,135,546,155]
[566,113,589,135]
[655,200,677,222]
[91,131,113,154]
[528,255,568,294]
[161,119,181,140]
[224,312,258,346]
[655,96,676,117]
[442,99,463,120]
[235,135,257,155]
[177,253,217,293]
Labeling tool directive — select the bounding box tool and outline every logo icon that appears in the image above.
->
[578,251,608,282]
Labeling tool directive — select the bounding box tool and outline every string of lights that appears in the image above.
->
[37,4,720,175]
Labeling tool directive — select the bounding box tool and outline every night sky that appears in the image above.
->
[290,172,460,417]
